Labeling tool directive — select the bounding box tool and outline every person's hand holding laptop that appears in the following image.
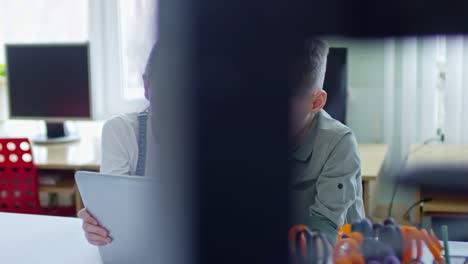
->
[77,208,112,246]
[75,171,159,264]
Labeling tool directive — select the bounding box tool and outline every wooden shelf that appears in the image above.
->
[359,144,388,181]
[38,178,75,194]
[0,120,102,171]
[1,120,99,216]
[423,198,468,214]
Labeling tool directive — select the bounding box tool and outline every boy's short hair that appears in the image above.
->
[289,38,329,96]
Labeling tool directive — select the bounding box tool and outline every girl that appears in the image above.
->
[77,44,158,246]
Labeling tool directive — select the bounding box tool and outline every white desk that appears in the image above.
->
[0,213,467,264]
[0,120,102,170]
[358,144,389,215]
[407,145,468,223]
[0,212,101,264]
[422,241,468,263]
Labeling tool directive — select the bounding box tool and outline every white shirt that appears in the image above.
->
[100,112,156,176]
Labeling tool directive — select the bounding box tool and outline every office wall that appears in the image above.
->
[324,38,387,218]
[325,37,387,143]
[324,37,428,219]
[0,79,6,120]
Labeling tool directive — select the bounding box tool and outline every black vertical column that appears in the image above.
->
[155,0,468,263]
[155,1,300,264]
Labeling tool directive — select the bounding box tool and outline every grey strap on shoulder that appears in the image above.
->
[135,109,149,176]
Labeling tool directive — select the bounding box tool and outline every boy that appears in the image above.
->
[289,38,364,245]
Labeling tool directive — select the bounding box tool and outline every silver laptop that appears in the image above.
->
[75,171,161,264]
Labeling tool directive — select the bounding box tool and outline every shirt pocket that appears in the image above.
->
[290,161,320,191]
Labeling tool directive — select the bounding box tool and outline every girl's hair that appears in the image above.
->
[143,43,158,82]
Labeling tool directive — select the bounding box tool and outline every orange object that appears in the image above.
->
[288,224,309,256]
[292,222,447,264]
[299,232,307,258]
[335,232,364,249]
[347,232,364,246]
[339,224,352,236]
[421,229,445,263]
[288,225,331,264]
[430,229,444,251]
[401,226,423,264]
[333,237,364,264]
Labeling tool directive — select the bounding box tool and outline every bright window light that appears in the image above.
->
[118,0,157,100]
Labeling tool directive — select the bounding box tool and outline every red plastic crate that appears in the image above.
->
[0,138,42,214]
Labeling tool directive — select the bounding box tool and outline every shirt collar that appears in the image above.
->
[291,111,320,162]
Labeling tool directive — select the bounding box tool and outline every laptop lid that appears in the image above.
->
[75,171,160,264]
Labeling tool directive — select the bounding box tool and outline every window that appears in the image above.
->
[89,0,157,118]
[1,0,157,118]
[119,0,158,100]
[0,0,88,63]
[435,36,446,133]
[0,0,88,120]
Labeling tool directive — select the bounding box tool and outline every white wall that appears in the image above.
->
[324,36,441,220]
[325,37,387,143]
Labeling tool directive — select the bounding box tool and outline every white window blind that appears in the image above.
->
[444,36,468,144]
[119,0,158,100]
[89,0,157,118]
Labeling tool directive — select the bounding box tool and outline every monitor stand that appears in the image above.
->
[32,122,80,144]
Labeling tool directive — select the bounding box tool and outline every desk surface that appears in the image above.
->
[0,121,102,170]
[359,144,388,181]
[408,144,468,167]
[0,212,101,264]
[407,145,468,215]
[0,212,465,263]
[1,121,388,177]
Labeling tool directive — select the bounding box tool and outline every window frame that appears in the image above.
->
[88,0,149,120]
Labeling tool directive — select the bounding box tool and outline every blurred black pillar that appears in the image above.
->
[156,0,300,263]
[155,0,468,264]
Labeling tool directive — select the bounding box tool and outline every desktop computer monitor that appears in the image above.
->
[5,43,91,143]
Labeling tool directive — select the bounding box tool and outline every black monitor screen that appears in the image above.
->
[323,48,347,124]
[6,44,91,119]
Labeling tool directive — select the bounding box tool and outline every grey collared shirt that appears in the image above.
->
[290,110,364,244]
